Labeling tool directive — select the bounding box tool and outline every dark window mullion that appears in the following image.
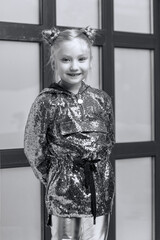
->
[0,22,43,42]
[101,1,115,240]
[113,142,157,160]
[42,0,56,28]
[0,149,29,168]
[154,0,160,143]
[153,0,160,239]
[113,31,156,49]
[42,1,57,239]
[101,0,114,99]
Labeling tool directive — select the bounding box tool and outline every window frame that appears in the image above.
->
[109,0,160,239]
[0,0,160,240]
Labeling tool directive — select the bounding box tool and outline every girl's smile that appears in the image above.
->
[66,73,82,78]
[54,38,92,92]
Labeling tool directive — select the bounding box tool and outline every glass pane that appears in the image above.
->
[86,47,101,89]
[0,167,41,240]
[114,48,154,142]
[114,0,153,33]
[116,158,154,240]
[0,0,39,24]
[0,41,40,149]
[56,0,101,28]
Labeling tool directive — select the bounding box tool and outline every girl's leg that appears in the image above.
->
[81,214,110,240]
[50,214,110,240]
[50,215,82,240]
[50,215,64,240]
[71,218,82,240]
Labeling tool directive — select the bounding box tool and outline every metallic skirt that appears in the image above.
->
[50,214,110,240]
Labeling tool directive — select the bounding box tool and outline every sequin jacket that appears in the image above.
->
[24,81,115,222]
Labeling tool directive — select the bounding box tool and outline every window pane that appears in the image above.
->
[0,167,41,240]
[116,158,154,240]
[114,0,153,33]
[0,41,40,149]
[114,48,154,142]
[86,47,101,89]
[0,0,39,24]
[56,0,101,28]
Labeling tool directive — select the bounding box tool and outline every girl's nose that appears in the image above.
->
[70,61,78,71]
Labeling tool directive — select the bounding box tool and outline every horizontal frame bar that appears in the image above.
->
[113,31,156,49]
[1,25,157,49]
[0,22,105,46]
[113,141,157,159]
[0,22,44,42]
[0,149,29,168]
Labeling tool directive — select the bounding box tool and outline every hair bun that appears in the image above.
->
[81,26,96,45]
[42,28,60,46]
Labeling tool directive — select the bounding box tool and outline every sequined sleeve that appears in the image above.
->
[105,95,115,156]
[24,93,54,186]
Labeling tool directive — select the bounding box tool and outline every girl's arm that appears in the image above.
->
[105,95,115,156]
[24,94,53,186]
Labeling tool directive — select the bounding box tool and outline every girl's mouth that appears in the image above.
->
[67,73,81,77]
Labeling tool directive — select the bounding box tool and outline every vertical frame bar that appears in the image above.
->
[153,0,160,239]
[41,0,57,90]
[101,0,114,100]
[41,1,57,239]
[101,1,115,240]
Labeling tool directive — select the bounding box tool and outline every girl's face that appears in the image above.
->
[54,38,92,87]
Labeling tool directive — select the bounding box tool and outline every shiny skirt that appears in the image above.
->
[50,214,110,240]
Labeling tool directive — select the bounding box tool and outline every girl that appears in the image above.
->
[24,26,115,240]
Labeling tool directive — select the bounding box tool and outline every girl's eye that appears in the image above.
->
[79,57,87,62]
[61,58,70,62]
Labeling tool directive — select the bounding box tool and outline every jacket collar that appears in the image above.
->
[49,81,89,95]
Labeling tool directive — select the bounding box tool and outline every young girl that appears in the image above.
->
[24,26,115,240]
